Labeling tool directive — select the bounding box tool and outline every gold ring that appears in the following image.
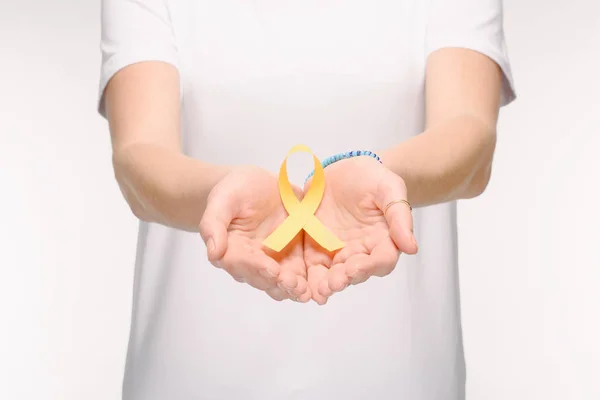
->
[383,199,412,216]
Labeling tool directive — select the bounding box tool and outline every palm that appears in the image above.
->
[200,166,310,302]
[303,157,417,304]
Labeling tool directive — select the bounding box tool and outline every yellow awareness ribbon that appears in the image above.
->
[262,144,345,253]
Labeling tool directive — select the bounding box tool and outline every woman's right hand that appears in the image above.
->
[199,166,312,302]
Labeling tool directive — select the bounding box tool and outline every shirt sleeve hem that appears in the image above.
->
[426,38,517,108]
[97,48,179,119]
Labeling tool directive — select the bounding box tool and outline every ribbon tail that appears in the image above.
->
[303,216,345,252]
[262,213,307,252]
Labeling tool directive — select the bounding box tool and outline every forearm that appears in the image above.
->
[112,142,232,232]
[380,114,496,207]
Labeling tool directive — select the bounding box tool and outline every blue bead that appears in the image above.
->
[307,150,381,179]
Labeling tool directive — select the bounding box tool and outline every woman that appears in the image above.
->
[99,0,515,399]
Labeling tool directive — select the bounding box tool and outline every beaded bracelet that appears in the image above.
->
[304,150,382,183]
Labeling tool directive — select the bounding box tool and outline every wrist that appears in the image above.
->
[164,159,234,231]
[113,143,234,231]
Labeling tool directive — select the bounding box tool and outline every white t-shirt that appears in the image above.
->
[99,1,515,399]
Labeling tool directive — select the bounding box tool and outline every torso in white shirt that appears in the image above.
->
[99,1,514,399]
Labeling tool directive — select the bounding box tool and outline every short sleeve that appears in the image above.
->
[98,0,179,118]
[425,0,516,107]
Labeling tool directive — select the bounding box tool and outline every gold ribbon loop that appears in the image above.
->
[262,144,345,252]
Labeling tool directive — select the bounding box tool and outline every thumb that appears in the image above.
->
[199,191,233,263]
[376,173,418,255]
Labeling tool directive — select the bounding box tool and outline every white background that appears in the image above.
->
[1,1,599,399]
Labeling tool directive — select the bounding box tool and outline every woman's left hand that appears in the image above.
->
[303,156,418,305]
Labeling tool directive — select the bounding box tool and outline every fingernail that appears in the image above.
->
[411,235,419,252]
[207,237,215,254]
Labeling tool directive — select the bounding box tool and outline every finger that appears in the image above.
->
[277,269,300,296]
[277,270,310,301]
[367,238,401,277]
[228,265,275,292]
[303,234,335,269]
[386,204,417,255]
[223,248,281,292]
[282,251,307,279]
[292,276,308,298]
[318,278,332,298]
[281,277,309,299]
[199,194,235,262]
[307,264,329,305]
[331,243,366,265]
[271,237,308,299]
[265,287,288,302]
[295,281,312,303]
[329,242,371,292]
[344,240,399,285]
[343,253,372,285]
[244,273,277,292]
[327,263,351,293]
[281,277,312,303]
[376,175,418,255]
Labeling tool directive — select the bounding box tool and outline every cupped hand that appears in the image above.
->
[303,156,418,305]
[199,166,311,302]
